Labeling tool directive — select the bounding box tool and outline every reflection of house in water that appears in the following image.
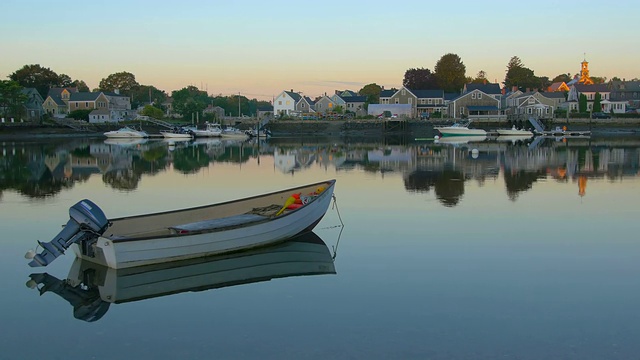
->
[273,149,316,174]
[367,147,414,173]
[317,148,347,170]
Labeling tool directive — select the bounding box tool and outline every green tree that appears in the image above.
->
[68,109,91,121]
[434,53,467,94]
[591,76,607,84]
[9,64,65,98]
[358,83,382,104]
[593,92,602,112]
[579,93,588,113]
[171,86,209,118]
[0,80,28,120]
[403,68,437,90]
[470,70,488,84]
[130,85,167,108]
[98,71,139,96]
[504,56,541,91]
[141,104,164,119]
[71,79,90,92]
[552,73,572,83]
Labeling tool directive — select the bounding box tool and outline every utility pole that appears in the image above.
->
[238,92,241,118]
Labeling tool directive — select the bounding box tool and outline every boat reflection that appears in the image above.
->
[26,231,337,322]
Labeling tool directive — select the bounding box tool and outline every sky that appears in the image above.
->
[1,0,639,101]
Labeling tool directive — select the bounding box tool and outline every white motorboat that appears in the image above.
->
[191,122,223,137]
[435,120,487,137]
[26,180,337,269]
[161,128,193,139]
[221,126,250,139]
[496,126,533,137]
[104,126,148,138]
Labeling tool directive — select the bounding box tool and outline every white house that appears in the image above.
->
[274,90,302,116]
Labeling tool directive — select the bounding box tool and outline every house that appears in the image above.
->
[42,87,78,118]
[103,90,131,110]
[257,105,273,119]
[273,90,302,116]
[21,88,44,121]
[609,80,640,109]
[548,82,570,92]
[448,84,503,119]
[343,96,367,116]
[314,95,336,113]
[68,92,110,112]
[381,86,448,118]
[508,91,566,119]
[567,83,626,113]
[203,105,225,119]
[295,96,316,114]
[88,109,115,123]
[378,89,396,104]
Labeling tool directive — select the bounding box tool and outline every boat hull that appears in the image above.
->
[496,129,533,136]
[436,127,487,137]
[72,180,336,269]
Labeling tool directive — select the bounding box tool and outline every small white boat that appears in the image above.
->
[26,230,336,321]
[221,126,250,139]
[496,126,533,137]
[26,180,337,269]
[104,138,148,146]
[191,122,223,137]
[104,126,148,138]
[161,128,194,139]
[435,120,486,137]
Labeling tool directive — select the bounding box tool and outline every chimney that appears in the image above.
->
[512,86,518,92]
[290,89,293,92]
[483,79,487,85]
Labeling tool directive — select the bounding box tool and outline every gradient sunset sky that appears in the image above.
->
[1,0,638,101]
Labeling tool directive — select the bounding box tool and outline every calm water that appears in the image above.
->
[1,135,640,359]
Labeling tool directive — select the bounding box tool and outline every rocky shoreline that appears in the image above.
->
[1,119,639,140]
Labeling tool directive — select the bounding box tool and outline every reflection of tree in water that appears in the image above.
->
[213,144,255,164]
[17,169,74,199]
[134,148,169,176]
[102,169,141,191]
[172,146,212,174]
[504,170,544,201]
[404,168,465,207]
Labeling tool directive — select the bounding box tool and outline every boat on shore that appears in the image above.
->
[25,180,337,269]
[26,230,336,322]
[104,126,148,138]
[435,120,487,137]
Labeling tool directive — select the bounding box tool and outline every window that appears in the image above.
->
[460,106,464,114]
[428,99,432,104]
[328,103,333,108]
[477,93,482,99]
[302,103,305,108]
[395,99,399,104]
[527,108,532,114]
[471,93,476,99]
[401,89,406,95]
[286,101,290,105]
[408,98,412,105]
[85,102,89,107]
[278,101,282,105]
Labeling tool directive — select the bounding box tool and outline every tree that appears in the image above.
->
[434,53,467,94]
[98,71,139,96]
[67,109,91,121]
[593,92,602,112]
[9,64,64,98]
[579,93,588,113]
[403,68,437,90]
[358,83,382,104]
[611,77,622,82]
[141,104,165,119]
[130,85,167,109]
[552,73,572,83]
[591,76,607,84]
[171,86,209,118]
[470,70,488,84]
[71,79,90,92]
[504,56,541,91]
[0,80,28,120]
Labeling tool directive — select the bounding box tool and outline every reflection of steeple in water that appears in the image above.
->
[578,175,587,197]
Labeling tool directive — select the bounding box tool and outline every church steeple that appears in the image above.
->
[578,55,594,85]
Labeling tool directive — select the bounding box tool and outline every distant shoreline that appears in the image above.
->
[1,119,639,140]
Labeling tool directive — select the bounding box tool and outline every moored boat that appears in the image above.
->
[435,120,487,137]
[25,180,337,269]
[191,122,223,137]
[496,126,533,137]
[221,126,250,139]
[104,126,148,138]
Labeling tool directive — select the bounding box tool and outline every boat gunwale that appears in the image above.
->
[106,179,336,243]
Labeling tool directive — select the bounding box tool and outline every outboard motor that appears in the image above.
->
[27,199,110,267]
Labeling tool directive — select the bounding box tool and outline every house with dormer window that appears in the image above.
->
[448,84,503,119]
[567,83,626,113]
[43,87,78,118]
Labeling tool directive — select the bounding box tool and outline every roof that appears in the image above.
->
[301,96,316,105]
[539,92,566,99]
[69,92,103,101]
[444,92,458,101]
[548,82,568,92]
[342,96,367,103]
[574,84,609,93]
[412,90,444,98]
[467,105,499,111]
[465,83,501,95]
[257,105,273,111]
[609,80,640,92]
[379,90,396,98]
[47,87,78,97]
[102,91,129,98]
[285,91,302,102]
